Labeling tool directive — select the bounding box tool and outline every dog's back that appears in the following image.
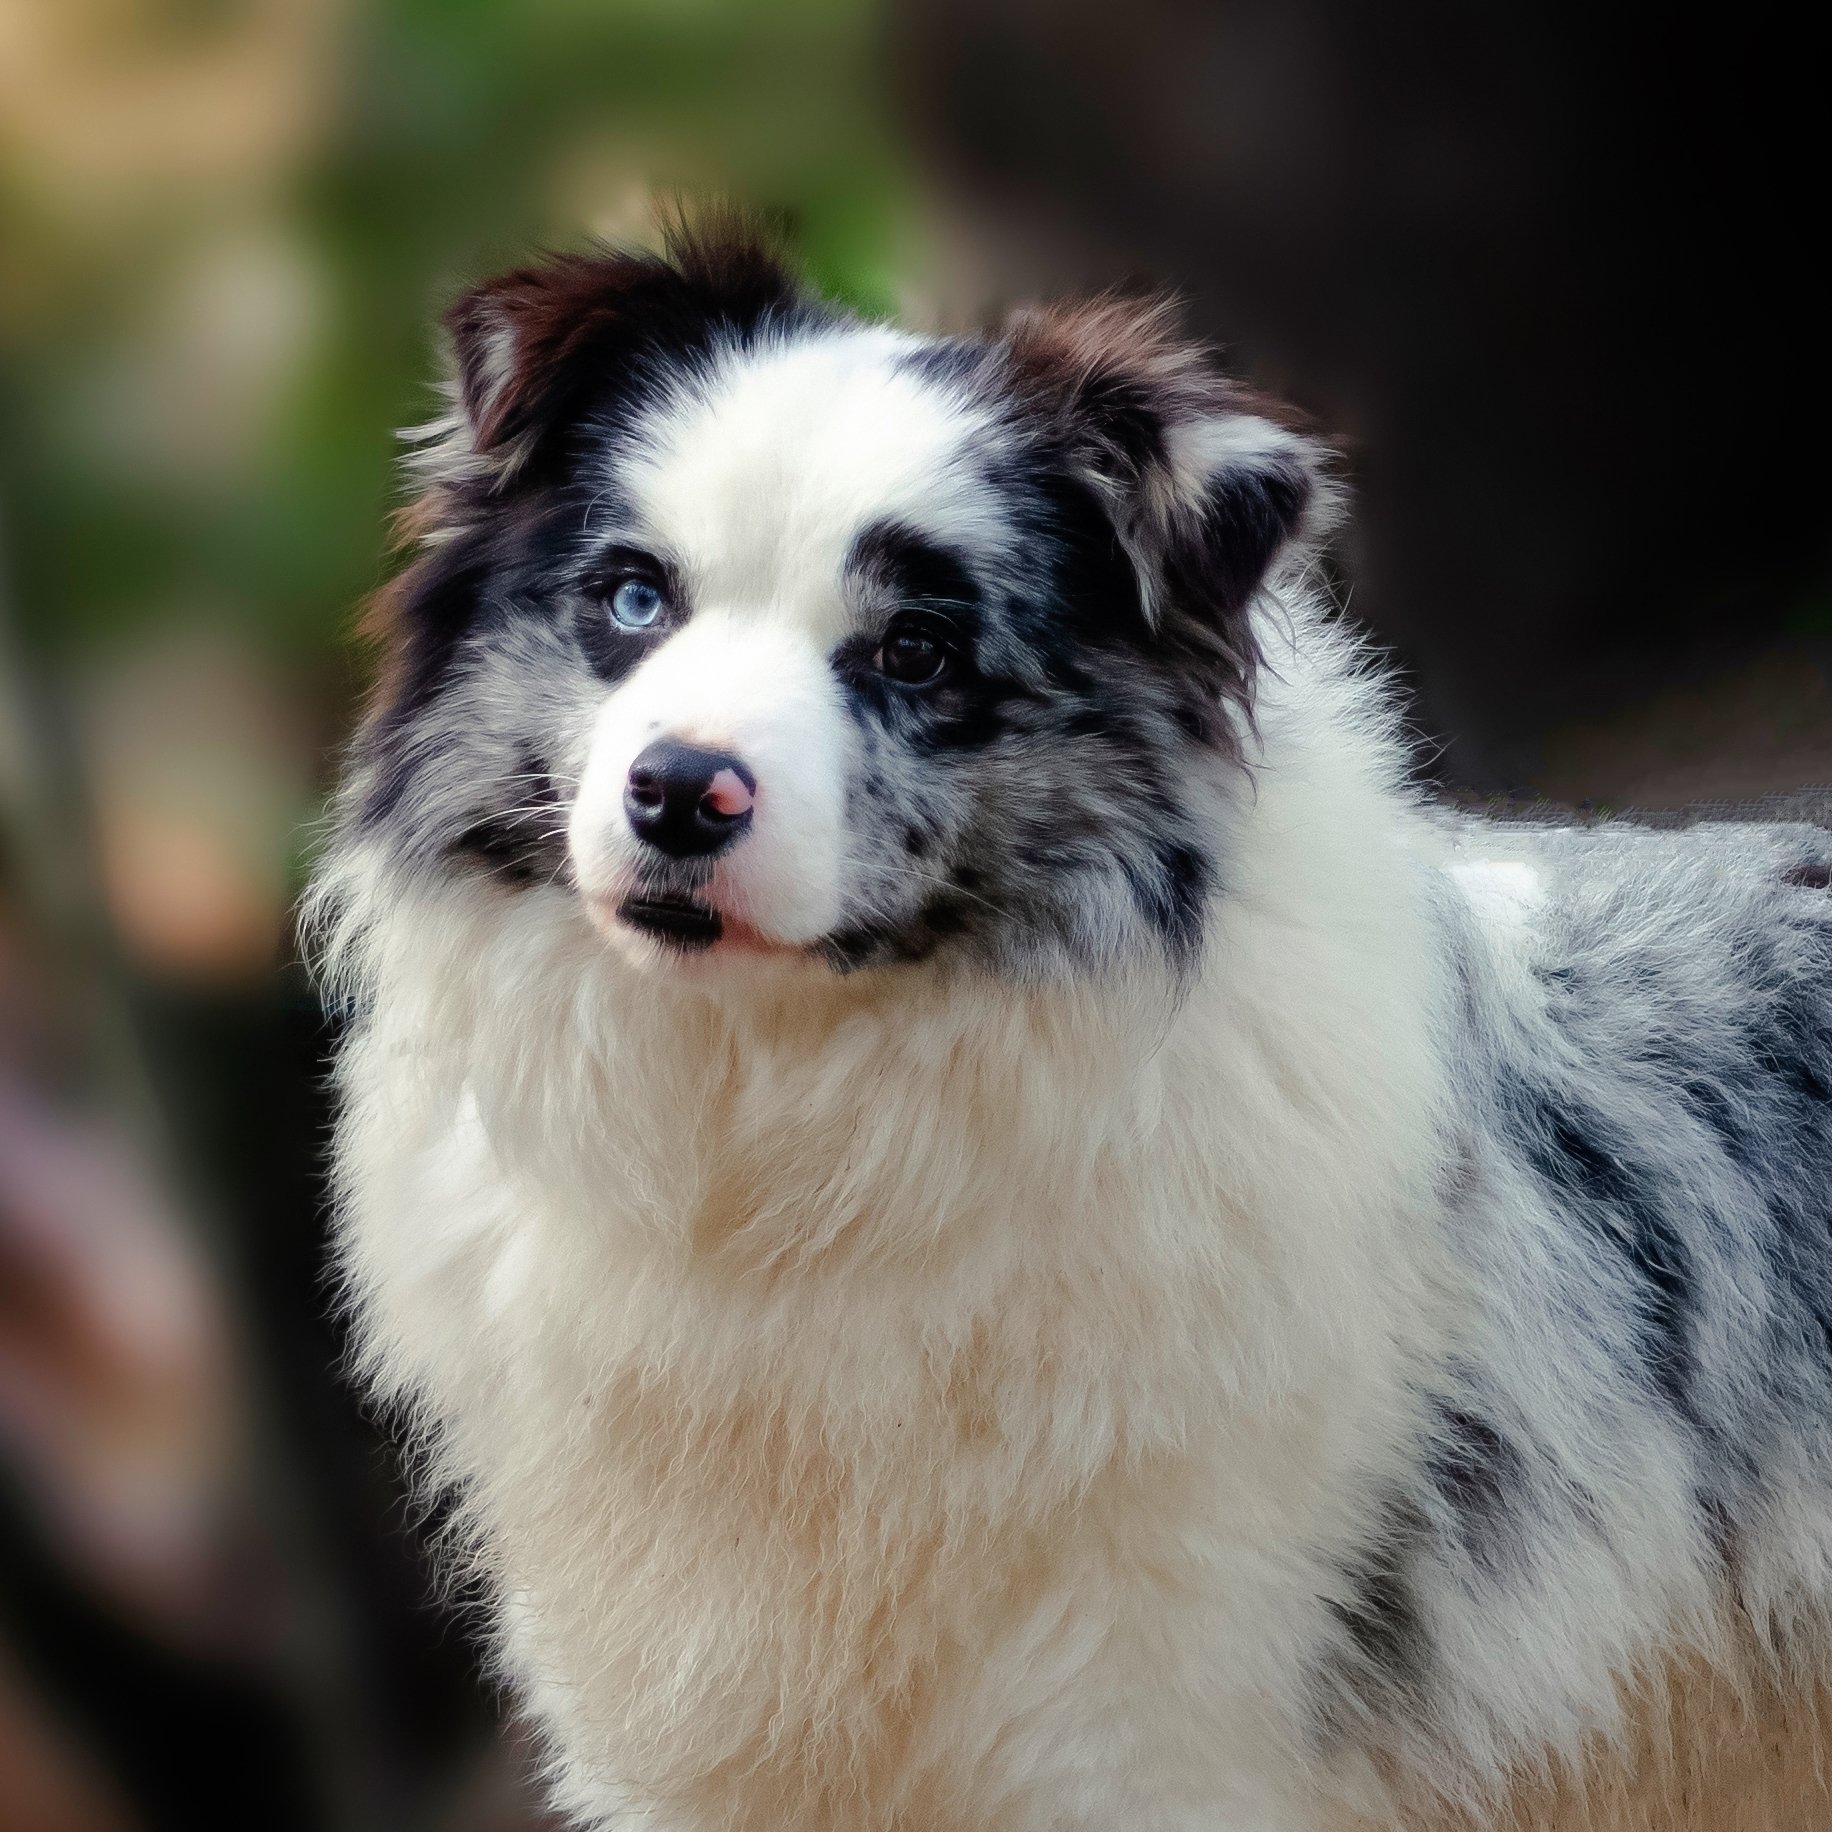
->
[1343,815,1832,1822]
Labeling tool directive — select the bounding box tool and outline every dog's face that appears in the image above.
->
[352,225,1325,981]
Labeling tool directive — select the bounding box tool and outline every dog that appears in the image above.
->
[311,216,1832,1830]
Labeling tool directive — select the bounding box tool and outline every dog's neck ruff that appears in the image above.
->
[322,605,1462,1831]
[320,596,1441,1283]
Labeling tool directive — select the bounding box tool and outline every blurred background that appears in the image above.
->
[0,3,1826,1826]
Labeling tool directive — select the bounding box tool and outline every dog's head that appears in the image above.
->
[351,218,1330,981]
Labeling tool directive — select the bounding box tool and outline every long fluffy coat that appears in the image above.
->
[313,222,1832,1830]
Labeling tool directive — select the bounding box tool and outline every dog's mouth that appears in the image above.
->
[616,893,724,952]
[602,886,815,965]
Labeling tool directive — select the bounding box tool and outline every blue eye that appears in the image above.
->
[610,578,665,629]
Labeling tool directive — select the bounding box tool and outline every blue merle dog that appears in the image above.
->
[311,217,1832,1830]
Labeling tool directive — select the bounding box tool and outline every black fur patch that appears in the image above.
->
[1169,454,1315,627]
[1327,1494,1434,1711]
[446,217,818,486]
[361,495,579,839]
[847,519,980,616]
[1499,1069,1702,1420]
[570,540,690,684]
[1425,1398,1530,1576]
[1675,916,1832,1379]
[362,532,506,828]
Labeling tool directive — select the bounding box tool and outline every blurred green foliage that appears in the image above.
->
[0,0,910,694]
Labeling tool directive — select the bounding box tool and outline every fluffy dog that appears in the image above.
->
[311,218,1832,1830]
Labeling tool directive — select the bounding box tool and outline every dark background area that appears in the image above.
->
[897,0,1832,796]
[1,4,1826,1828]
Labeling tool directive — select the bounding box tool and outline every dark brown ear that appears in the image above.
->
[1002,295,1335,720]
[438,214,803,487]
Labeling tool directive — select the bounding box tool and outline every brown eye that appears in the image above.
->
[876,613,957,686]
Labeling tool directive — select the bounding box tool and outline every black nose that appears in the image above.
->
[623,739,756,858]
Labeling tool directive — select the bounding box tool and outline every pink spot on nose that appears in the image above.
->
[703,767,755,818]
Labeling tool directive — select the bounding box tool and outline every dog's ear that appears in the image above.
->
[1000,295,1335,730]
[433,214,802,490]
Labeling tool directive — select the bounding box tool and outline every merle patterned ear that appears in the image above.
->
[439,217,802,486]
[1001,296,1334,723]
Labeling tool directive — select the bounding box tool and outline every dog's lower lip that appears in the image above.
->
[617,893,724,951]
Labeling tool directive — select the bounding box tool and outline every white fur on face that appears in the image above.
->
[566,330,1009,961]
[567,612,852,950]
[627,328,1012,631]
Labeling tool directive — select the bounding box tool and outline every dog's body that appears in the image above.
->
[314,223,1832,1829]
